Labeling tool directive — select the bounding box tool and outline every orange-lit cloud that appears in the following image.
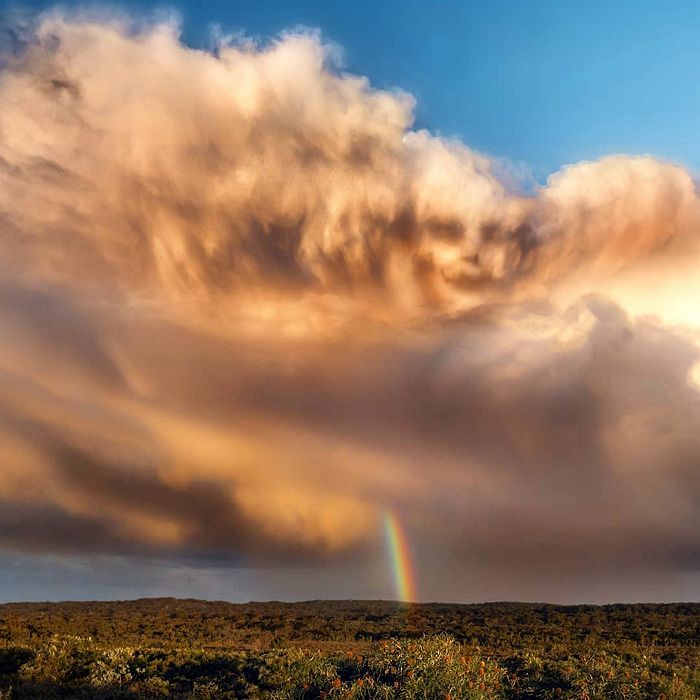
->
[1,11,700,591]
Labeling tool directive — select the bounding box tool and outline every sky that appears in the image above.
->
[11,0,700,176]
[0,1,700,604]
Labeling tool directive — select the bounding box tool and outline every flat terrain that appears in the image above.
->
[0,599,698,698]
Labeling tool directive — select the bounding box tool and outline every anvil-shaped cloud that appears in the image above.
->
[1,10,699,599]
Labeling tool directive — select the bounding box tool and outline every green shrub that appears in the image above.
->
[270,636,504,700]
[19,635,96,686]
[132,675,171,697]
[89,647,134,688]
[0,600,697,700]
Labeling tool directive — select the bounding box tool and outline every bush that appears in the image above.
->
[0,647,34,677]
[19,636,96,686]
[270,636,504,699]
[89,647,134,688]
[0,602,696,700]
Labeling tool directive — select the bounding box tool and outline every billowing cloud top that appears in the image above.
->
[1,11,700,598]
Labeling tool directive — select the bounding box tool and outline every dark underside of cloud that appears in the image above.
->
[1,9,700,599]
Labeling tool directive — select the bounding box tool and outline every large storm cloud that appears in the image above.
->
[1,10,699,600]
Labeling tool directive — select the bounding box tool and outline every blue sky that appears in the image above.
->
[3,1,700,605]
[11,0,700,177]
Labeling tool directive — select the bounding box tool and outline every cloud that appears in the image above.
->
[3,12,699,314]
[1,10,700,598]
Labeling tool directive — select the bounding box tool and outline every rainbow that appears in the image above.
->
[383,510,418,603]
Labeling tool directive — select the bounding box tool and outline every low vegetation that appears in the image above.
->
[0,600,697,698]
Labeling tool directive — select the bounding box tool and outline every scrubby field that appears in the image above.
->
[0,599,698,698]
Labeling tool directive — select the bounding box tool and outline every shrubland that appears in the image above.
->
[0,600,697,698]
